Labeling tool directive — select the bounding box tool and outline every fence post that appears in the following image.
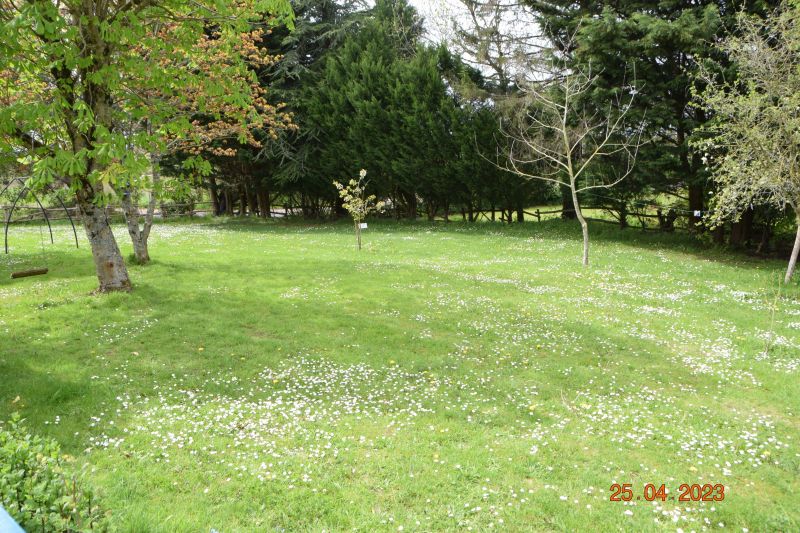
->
[535,209,540,222]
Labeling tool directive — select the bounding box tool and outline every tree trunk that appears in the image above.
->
[355,221,362,250]
[121,155,159,264]
[334,195,347,219]
[570,185,589,267]
[785,213,800,284]
[444,201,450,223]
[730,219,744,247]
[741,208,754,245]
[713,224,725,244]
[130,230,149,264]
[560,186,576,220]
[257,189,271,219]
[239,188,248,216]
[406,193,417,220]
[426,202,436,221]
[688,183,704,230]
[618,202,628,229]
[516,202,525,223]
[121,193,150,264]
[730,208,755,246]
[209,187,220,216]
[757,222,772,255]
[76,186,131,292]
[223,190,232,215]
[658,209,677,232]
[208,176,221,216]
[245,180,258,216]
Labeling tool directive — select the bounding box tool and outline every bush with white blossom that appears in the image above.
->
[333,169,385,250]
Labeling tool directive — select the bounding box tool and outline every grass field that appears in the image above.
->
[1,218,799,532]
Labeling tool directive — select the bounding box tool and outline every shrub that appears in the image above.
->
[0,414,108,532]
[161,199,196,217]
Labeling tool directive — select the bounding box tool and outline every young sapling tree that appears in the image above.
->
[498,57,644,266]
[334,169,384,250]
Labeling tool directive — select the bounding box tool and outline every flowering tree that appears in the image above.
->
[333,170,384,250]
[120,25,296,264]
[0,0,292,291]
[694,3,800,283]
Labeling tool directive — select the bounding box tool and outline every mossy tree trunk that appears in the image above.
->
[77,186,131,292]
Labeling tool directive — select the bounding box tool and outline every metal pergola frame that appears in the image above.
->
[1,177,80,254]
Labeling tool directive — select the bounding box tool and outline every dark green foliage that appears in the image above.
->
[181,0,790,248]
[0,414,108,532]
[528,0,781,223]
[288,0,545,219]
[228,0,548,220]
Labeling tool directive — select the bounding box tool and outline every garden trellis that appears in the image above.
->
[1,177,80,278]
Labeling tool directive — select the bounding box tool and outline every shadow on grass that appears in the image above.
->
[0,249,95,287]
[0,353,109,452]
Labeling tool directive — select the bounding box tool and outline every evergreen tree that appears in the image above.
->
[528,0,780,228]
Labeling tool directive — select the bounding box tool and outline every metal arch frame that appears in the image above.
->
[1,177,80,254]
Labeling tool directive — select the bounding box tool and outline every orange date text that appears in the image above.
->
[609,483,725,502]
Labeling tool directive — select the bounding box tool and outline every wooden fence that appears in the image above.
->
[2,202,692,233]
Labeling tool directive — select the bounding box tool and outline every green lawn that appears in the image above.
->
[1,218,798,532]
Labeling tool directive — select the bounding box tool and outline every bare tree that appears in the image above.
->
[429,0,543,94]
[498,60,643,266]
[451,0,543,92]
